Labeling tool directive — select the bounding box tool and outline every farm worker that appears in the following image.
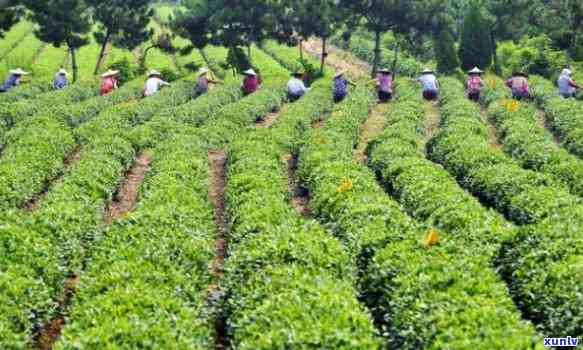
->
[143,70,170,98]
[557,68,580,98]
[53,69,69,90]
[333,70,356,103]
[195,67,222,95]
[466,67,484,102]
[100,70,119,96]
[0,68,28,93]
[287,71,310,102]
[242,69,261,95]
[505,72,530,100]
[418,68,439,101]
[375,68,394,102]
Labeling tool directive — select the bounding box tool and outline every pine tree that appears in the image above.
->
[23,0,92,82]
[0,0,21,38]
[340,0,448,77]
[435,29,460,74]
[89,0,154,75]
[458,0,493,70]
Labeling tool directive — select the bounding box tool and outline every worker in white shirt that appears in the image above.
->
[287,71,310,102]
[143,70,170,97]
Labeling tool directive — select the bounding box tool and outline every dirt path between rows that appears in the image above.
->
[34,275,79,350]
[535,110,562,145]
[24,147,83,212]
[355,103,390,164]
[104,151,153,224]
[424,102,441,154]
[284,153,312,217]
[480,107,503,151]
[208,149,229,350]
[303,37,370,80]
[35,151,153,349]
[256,105,288,128]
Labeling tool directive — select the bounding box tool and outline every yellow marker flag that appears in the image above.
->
[424,227,440,247]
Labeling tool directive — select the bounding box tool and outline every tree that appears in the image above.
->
[286,0,348,73]
[173,0,279,72]
[458,0,493,70]
[0,0,22,38]
[339,0,447,76]
[483,0,529,73]
[23,0,92,82]
[89,0,154,74]
[435,28,459,74]
[139,32,177,71]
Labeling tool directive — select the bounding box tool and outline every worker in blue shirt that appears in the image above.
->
[0,68,28,92]
[53,69,69,90]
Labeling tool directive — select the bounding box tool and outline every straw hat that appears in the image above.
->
[101,70,119,78]
[512,71,528,77]
[379,68,393,74]
[148,69,161,77]
[468,67,483,74]
[421,68,434,74]
[243,68,257,76]
[198,67,209,76]
[56,69,68,76]
[334,70,346,78]
[10,68,29,75]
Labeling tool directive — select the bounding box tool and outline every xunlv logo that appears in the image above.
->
[544,337,579,347]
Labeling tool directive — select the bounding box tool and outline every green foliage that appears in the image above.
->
[435,29,460,74]
[226,46,251,74]
[0,81,97,147]
[497,35,569,78]
[222,80,382,348]
[22,0,92,81]
[530,76,583,160]
[54,134,213,349]
[0,0,22,38]
[261,40,331,84]
[107,57,141,85]
[458,0,493,70]
[431,77,583,339]
[332,32,425,76]
[484,79,583,198]
[339,0,447,74]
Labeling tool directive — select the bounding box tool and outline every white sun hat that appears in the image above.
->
[243,68,257,76]
[198,67,209,76]
[334,70,346,78]
[10,68,29,75]
[57,69,68,76]
[468,67,484,74]
[101,70,119,78]
[562,68,572,76]
[148,69,162,77]
[421,67,434,74]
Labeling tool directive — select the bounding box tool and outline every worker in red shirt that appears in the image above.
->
[100,70,119,96]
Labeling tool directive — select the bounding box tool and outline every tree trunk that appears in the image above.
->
[372,30,381,77]
[391,45,400,75]
[490,30,499,74]
[94,29,111,76]
[70,46,78,83]
[320,37,327,74]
